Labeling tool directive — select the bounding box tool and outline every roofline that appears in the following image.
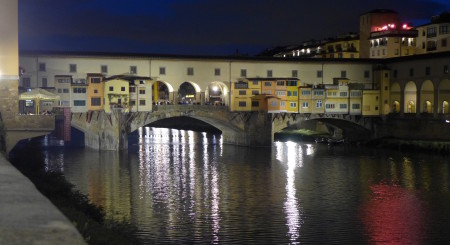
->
[19,49,375,64]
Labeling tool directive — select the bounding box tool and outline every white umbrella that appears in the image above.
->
[19,88,60,114]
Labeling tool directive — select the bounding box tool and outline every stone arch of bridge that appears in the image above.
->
[311,118,373,141]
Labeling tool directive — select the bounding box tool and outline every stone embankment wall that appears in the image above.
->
[0,154,85,244]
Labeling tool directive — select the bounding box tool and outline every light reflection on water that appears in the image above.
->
[40,128,450,244]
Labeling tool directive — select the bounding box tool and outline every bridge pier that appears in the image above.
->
[80,110,129,150]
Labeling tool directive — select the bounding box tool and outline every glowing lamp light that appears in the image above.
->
[212,86,218,92]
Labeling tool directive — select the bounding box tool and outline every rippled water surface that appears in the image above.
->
[42,127,450,244]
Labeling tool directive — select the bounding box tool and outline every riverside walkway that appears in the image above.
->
[0,155,85,245]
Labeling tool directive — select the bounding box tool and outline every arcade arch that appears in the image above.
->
[205,81,229,106]
[439,79,450,114]
[390,83,401,113]
[152,80,174,104]
[420,80,434,113]
[178,81,201,104]
[404,81,417,113]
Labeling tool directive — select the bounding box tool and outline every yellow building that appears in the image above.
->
[415,13,450,55]
[311,85,325,114]
[286,79,299,113]
[87,73,104,111]
[322,33,360,58]
[103,77,130,113]
[128,76,153,112]
[369,23,417,58]
[230,80,251,111]
[299,86,312,113]
[362,90,381,116]
[324,78,350,114]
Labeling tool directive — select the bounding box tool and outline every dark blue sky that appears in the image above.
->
[18,0,450,56]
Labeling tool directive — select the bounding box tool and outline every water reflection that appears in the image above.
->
[38,129,450,244]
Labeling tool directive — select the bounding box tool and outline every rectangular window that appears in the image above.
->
[316,100,322,108]
[41,77,47,87]
[239,90,246,95]
[314,90,324,96]
[129,87,136,93]
[91,98,101,106]
[57,77,71,83]
[340,92,347,97]
[267,70,273,78]
[439,25,449,34]
[351,91,361,97]
[238,101,246,107]
[94,89,98,94]
[286,80,297,86]
[276,81,285,86]
[63,89,69,93]
[91,77,101,83]
[364,70,370,78]
[130,100,136,106]
[57,88,62,93]
[264,82,271,87]
[130,66,137,74]
[252,81,259,85]
[270,101,277,107]
[301,90,310,95]
[340,104,347,109]
[317,70,322,78]
[73,87,87,93]
[241,69,247,77]
[159,67,166,75]
[22,77,31,87]
[101,65,108,74]
[39,63,46,72]
[302,102,309,108]
[280,101,285,107]
[70,64,77,73]
[276,91,285,96]
[214,68,220,76]
[352,104,360,109]
[109,86,114,91]
[326,104,335,109]
[292,70,298,78]
[139,89,145,94]
[252,101,259,107]
[73,100,86,106]
[121,86,126,92]
[426,66,431,76]
[341,70,347,78]
[290,102,297,108]
[187,67,194,76]
[252,90,259,95]
[139,100,146,106]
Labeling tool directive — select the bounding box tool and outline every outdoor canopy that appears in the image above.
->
[18,88,60,114]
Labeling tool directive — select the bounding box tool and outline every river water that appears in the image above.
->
[40,127,450,244]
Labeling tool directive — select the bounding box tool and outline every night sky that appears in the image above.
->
[18,0,450,56]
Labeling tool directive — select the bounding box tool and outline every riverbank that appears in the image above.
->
[8,139,142,245]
